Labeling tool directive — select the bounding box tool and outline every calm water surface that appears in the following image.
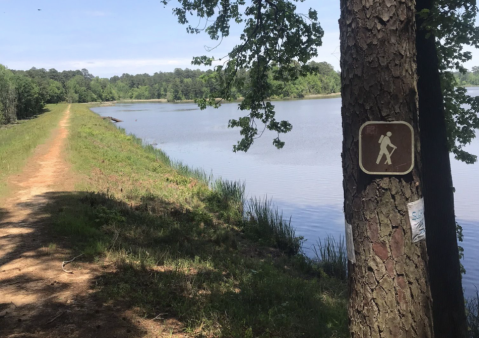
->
[92,91,479,298]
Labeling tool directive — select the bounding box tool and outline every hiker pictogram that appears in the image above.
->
[376,131,397,165]
[359,121,414,175]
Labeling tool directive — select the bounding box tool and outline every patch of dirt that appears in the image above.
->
[0,106,184,337]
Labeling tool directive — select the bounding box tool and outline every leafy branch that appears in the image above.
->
[163,0,323,151]
[418,0,479,163]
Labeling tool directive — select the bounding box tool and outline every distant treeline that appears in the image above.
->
[0,62,340,124]
[454,67,479,86]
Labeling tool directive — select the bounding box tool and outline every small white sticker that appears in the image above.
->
[407,198,426,243]
[345,221,356,263]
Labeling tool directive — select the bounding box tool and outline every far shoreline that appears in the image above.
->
[86,92,342,106]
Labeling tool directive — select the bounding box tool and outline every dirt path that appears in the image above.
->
[5,106,74,204]
[0,106,180,338]
[0,106,87,336]
[1,105,73,289]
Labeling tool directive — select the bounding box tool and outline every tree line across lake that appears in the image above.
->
[0,61,341,124]
[456,66,479,86]
[2,60,476,126]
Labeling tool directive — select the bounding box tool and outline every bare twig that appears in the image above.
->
[152,313,167,321]
[204,35,224,52]
[109,230,120,250]
[62,254,84,274]
[46,311,65,324]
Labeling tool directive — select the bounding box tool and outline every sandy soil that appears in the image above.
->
[0,106,179,337]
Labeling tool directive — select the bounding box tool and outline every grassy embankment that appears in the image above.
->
[47,103,349,337]
[59,104,479,337]
[0,104,68,195]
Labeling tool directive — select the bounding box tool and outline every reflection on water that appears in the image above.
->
[91,94,479,298]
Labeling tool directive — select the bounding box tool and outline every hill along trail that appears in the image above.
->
[0,106,171,337]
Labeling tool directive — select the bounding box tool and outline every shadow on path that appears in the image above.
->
[1,189,348,338]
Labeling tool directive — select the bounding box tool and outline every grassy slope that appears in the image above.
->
[50,103,348,337]
[0,104,68,195]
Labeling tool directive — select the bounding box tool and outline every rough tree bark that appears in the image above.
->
[416,0,468,336]
[339,0,434,336]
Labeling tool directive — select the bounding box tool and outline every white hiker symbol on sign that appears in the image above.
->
[376,131,397,165]
[359,121,414,175]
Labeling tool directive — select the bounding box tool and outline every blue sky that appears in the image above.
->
[0,0,477,78]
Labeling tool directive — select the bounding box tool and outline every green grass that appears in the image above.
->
[45,103,348,337]
[0,103,68,195]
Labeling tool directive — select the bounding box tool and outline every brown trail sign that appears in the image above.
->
[359,121,414,175]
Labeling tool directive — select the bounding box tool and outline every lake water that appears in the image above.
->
[91,92,479,298]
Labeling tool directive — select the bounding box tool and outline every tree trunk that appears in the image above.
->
[416,0,468,336]
[339,0,434,336]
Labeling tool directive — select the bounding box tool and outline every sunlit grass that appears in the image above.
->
[46,103,349,337]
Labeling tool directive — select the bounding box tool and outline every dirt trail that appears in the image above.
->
[0,105,88,335]
[0,106,179,337]
[6,106,73,204]
[1,105,74,289]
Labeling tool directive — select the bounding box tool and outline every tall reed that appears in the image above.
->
[312,236,347,280]
[212,179,245,209]
[246,197,302,255]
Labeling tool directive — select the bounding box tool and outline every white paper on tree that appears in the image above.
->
[407,197,426,243]
[345,221,356,263]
